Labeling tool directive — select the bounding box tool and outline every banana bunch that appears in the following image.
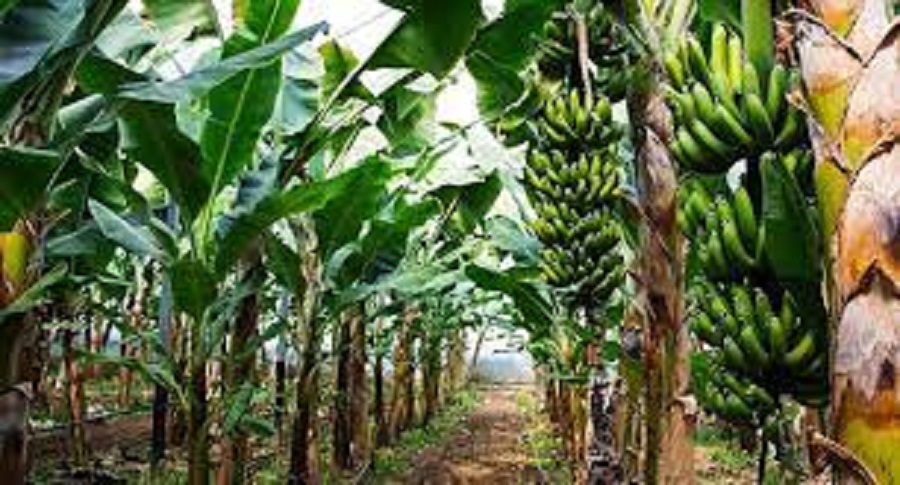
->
[524,88,626,302]
[532,205,625,302]
[699,368,777,424]
[690,282,828,407]
[664,23,806,173]
[525,149,622,209]
[533,89,621,149]
[681,184,764,280]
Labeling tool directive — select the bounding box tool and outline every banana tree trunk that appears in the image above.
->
[558,381,575,460]
[332,312,352,472]
[389,307,416,440]
[0,309,36,485]
[348,303,369,466]
[228,259,263,484]
[275,294,290,448]
[627,71,694,484]
[289,319,322,484]
[421,328,442,426]
[446,329,466,392]
[791,2,899,481]
[63,327,87,466]
[545,374,560,428]
[187,332,210,485]
[289,219,323,485]
[374,318,389,447]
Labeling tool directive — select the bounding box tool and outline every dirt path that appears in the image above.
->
[398,385,549,485]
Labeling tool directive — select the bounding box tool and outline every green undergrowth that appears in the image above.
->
[371,387,480,480]
[515,389,573,483]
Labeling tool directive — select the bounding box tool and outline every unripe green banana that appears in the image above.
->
[569,90,582,120]
[774,108,805,149]
[686,38,711,86]
[664,52,687,90]
[709,71,742,120]
[721,218,757,271]
[689,119,735,164]
[723,337,750,373]
[710,24,730,82]
[675,127,717,172]
[724,394,754,421]
[785,331,817,371]
[707,229,732,280]
[711,105,753,146]
[738,325,770,371]
[780,292,799,329]
[669,141,690,171]
[593,97,612,122]
[540,119,569,145]
[752,287,774,331]
[691,83,718,125]
[732,186,758,249]
[728,35,744,93]
[746,384,777,411]
[692,310,722,346]
[766,315,787,362]
[730,284,756,326]
[741,60,763,98]
[765,64,789,124]
[671,90,699,125]
[743,93,775,143]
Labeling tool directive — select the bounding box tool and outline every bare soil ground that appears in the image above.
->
[395,385,551,485]
[31,413,152,459]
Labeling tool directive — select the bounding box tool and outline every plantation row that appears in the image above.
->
[0,0,897,484]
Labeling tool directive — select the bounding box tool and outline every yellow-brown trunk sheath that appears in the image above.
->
[792,1,899,481]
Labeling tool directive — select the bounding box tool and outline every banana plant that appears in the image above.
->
[788,1,898,482]
[612,0,699,482]
[0,0,135,480]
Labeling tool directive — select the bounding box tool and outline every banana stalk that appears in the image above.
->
[790,1,899,481]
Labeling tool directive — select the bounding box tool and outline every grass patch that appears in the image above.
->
[515,388,573,483]
[372,387,480,479]
[695,422,755,484]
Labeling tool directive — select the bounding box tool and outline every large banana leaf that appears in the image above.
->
[141,0,218,39]
[468,0,563,70]
[0,0,126,123]
[77,22,322,219]
[761,155,820,284]
[216,157,394,275]
[434,171,503,237]
[319,39,371,102]
[464,264,555,331]
[485,215,540,267]
[330,196,442,287]
[88,199,174,264]
[200,0,304,201]
[171,256,216,321]
[265,234,303,292]
[370,0,484,78]
[77,54,210,218]
[118,24,325,104]
[313,156,396,257]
